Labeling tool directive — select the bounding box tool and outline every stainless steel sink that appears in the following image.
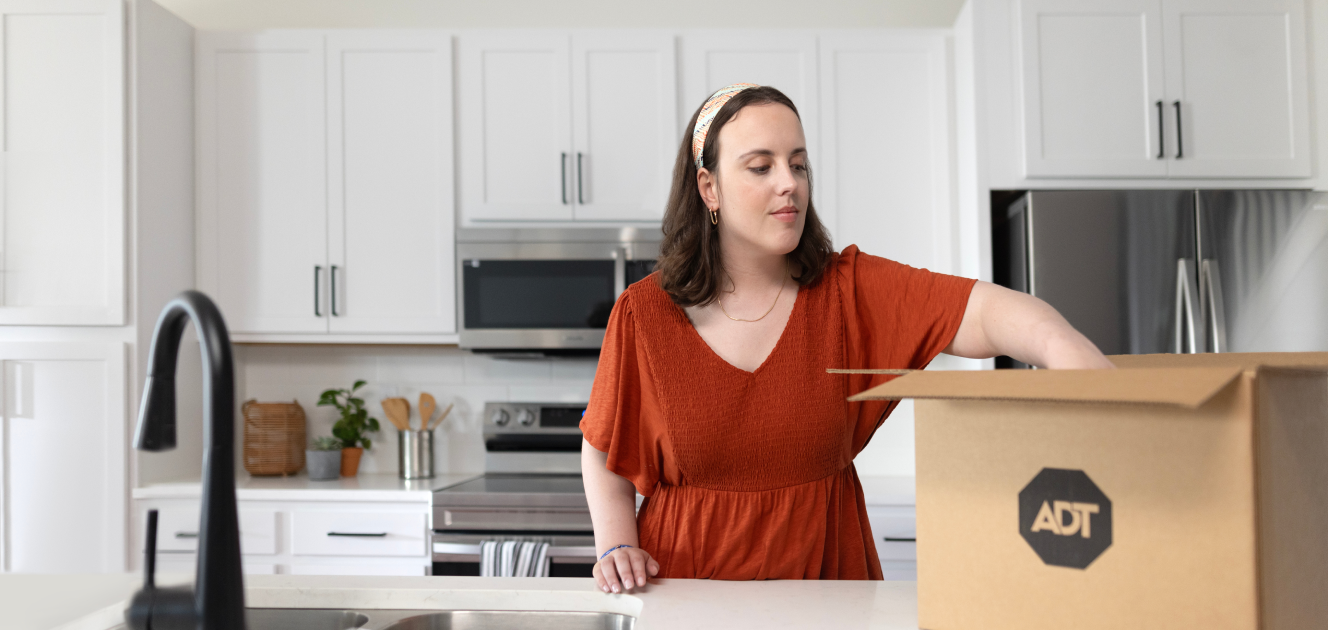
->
[378,611,635,630]
[245,609,633,630]
[247,608,369,630]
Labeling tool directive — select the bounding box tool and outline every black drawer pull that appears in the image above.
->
[175,532,199,539]
[328,532,388,537]
[883,537,916,543]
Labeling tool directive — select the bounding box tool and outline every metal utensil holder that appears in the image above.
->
[398,429,435,479]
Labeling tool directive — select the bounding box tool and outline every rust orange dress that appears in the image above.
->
[579,245,977,580]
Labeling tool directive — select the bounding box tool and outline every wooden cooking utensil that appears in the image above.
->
[381,397,411,431]
[427,403,453,431]
[419,393,437,432]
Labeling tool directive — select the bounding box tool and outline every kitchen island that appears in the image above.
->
[10,573,919,630]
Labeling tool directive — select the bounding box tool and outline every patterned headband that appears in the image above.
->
[692,83,760,170]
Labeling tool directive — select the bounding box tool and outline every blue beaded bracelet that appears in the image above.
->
[598,544,632,561]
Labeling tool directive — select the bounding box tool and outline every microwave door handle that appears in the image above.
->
[613,247,626,298]
[1201,259,1227,353]
[1174,258,1200,354]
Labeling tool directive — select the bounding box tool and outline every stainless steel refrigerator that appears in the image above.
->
[993,190,1328,364]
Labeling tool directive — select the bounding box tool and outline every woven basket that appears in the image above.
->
[242,399,306,476]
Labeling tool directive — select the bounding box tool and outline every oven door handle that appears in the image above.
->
[432,542,597,558]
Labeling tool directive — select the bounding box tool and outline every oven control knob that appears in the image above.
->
[490,409,510,427]
[516,409,536,426]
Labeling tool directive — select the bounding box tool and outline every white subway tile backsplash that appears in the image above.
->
[235,345,597,476]
[508,385,592,403]
[462,353,552,384]
[550,358,598,382]
[375,347,466,384]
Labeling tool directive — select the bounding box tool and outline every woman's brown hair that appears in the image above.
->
[655,85,834,307]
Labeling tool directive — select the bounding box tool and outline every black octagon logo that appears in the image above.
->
[1018,468,1112,569]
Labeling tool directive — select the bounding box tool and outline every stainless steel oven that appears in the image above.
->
[432,402,598,577]
[456,228,659,354]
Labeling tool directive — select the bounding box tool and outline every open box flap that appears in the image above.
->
[847,366,1245,408]
[1109,351,1328,370]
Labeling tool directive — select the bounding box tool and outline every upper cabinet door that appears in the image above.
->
[457,33,573,222]
[325,32,456,334]
[1162,0,1311,178]
[1019,0,1168,178]
[818,32,953,272]
[570,32,677,222]
[196,32,328,334]
[679,31,820,175]
[0,0,124,325]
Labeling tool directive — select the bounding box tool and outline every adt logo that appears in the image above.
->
[1018,468,1112,569]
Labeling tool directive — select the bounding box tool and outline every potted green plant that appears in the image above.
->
[306,436,343,481]
[317,380,380,477]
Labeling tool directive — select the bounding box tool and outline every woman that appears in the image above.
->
[580,84,1112,593]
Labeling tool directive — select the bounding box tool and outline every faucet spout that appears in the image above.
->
[128,290,246,630]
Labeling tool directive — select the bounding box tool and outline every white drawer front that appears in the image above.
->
[150,508,277,555]
[866,506,916,562]
[290,562,427,576]
[291,511,426,557]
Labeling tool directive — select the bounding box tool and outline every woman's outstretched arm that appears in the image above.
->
[582,439,659,593]
[945,281,1115,369]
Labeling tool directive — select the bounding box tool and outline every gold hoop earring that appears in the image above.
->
[710,209,718,225]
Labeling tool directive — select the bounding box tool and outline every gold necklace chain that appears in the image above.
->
[718,261,789,323]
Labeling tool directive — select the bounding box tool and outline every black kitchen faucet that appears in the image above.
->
[126,291,247,630]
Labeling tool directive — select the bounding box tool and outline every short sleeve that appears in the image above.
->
[836,245,977,451]
[840,245,977,370]
[579,289,658,495]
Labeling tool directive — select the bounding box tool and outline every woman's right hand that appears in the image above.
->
[593,547,659,593]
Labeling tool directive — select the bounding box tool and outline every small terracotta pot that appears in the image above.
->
[340,446,364,477]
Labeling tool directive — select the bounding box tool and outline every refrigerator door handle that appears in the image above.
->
[1174,259,1200,354]
[1201,259,1227,353]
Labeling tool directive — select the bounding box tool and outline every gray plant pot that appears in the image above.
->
[306,449,342,481]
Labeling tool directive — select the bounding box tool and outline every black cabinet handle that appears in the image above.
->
[330,265,339,317]
[1173,100,1183,159]
[577,152,585,204]
[560,153,568,205]
[1156,101,1165,159]
[175,532,199,539]
[327,532,388,537]
[314,266,322,317]
[883,537,916,543]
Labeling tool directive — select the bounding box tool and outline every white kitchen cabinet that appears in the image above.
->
[0,0,124,325]
[1161,0,1311,178]
[570,32,678,222]
[818,31,954,271]
[133,496,433,576]
[196,32,328,334]
[457,32,572,222]
[458,31,675,224]
[1018,0,1310,179]
[197,31,457,339]
[326,32,456,334]
[678,31,820,170]
[0,342,125,573]
[866,505,917,581]
[1018,0,1167,178]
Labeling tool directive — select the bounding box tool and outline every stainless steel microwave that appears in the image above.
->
[456,228,660,354]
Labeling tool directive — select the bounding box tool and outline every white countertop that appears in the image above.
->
[132,473,915,505]
[132,473,481,502]
[8,573,919,630]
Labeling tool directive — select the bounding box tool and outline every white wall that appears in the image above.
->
[156,0,966,29]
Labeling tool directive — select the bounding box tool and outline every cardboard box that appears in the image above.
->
[849,352,1328,630]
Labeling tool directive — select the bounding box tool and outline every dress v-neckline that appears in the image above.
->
[677,284,803,376]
